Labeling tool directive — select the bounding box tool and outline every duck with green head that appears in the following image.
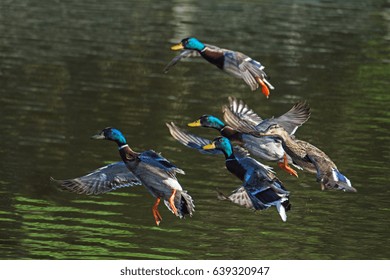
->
[165,37,274,98]
[52,127,194,226]
[223,106,357,193]
[183,97,311,177]
[202,137,291,222]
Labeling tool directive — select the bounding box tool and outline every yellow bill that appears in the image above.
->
[187,119,201,127]
[203,143,216,150]
[171,43,184,51]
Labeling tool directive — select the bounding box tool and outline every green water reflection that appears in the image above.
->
[0,0,389,259]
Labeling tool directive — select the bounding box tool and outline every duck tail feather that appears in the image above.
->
[326,168,357,192]
[276,200,287,222]
[263,78,274,90]
[178,191,195,218]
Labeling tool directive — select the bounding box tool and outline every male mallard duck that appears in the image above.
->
[165,37,274,98]
[52,127,194,226]
[166,123,290,221]
[203,137,291,222]
[223,108,357,192]
[186,97,311,177]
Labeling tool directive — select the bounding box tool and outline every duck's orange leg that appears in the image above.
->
[278,154,298,178]
[255,77,270,98]
[169,189,178,216]
[152,198,163,226]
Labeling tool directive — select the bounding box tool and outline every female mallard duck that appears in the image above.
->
[166,123,290,221]
[203,137,291,222]
[165,37,274,98]
[223,108,357,192]
[52,127,194,226]
[186,97,311,177]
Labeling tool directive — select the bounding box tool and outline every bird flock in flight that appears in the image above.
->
[52,37,356,226]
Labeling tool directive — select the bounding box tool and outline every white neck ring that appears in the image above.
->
[118,144,129,150]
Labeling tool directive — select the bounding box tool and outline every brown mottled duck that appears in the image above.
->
[223,105,356,192]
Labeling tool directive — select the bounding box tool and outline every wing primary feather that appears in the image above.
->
[166,122,222,155]
[50,162,142,195]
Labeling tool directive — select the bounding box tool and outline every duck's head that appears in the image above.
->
[171,37,205,52]
[91,127,127,146]
[188,115,225,130]
[202,137,233,157]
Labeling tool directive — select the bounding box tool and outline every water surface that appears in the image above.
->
[0,0,389,259]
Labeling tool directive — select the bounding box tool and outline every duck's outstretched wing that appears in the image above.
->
[166,122,222,155]
[51,162,142,195]
[236,53,272,91]
[227,51,274,95]
[164,50,201,73]
[222,104,259,135]
[237,66,259,91]
[256,101,311,135]
[164,43,227,72]
[138,150,185,176]
[226,96,263,126]
[225,98,310,135]
[216,186,255,210]
[216,185,290,222]
[166,122,247,157]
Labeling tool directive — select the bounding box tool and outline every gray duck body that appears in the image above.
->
[119,146,194,217]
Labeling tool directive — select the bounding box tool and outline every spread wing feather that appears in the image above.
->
[163,50,200,73]
[166,122,222,155]
[138,150,185,176]
[227,96,263,125]
[166,122,249,157]
[51,161,142,195]
[256,101,311,135]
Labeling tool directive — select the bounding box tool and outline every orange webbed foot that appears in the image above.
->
[152,198,163,226]
[278,154,298,178]
[169,189,178,216]
[256,77,270,98]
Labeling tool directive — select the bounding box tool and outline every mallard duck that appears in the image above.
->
[185,97,311,177]
[223,108,357,192]
[166,123,290,221]
[203,137,291,222]
[165,37,274,98]
[52,127,194,226]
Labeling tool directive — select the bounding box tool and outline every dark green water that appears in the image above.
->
[0,0,389,259]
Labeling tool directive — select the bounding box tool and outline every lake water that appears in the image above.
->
[0,0,389,259]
